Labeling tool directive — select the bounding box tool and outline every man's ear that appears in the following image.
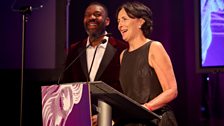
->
[105,17,110,26]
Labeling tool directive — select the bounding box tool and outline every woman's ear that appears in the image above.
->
[139,18,145,26]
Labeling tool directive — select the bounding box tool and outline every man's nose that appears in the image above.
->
[89,14,96,19]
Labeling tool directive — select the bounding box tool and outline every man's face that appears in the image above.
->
[83,4,109,36]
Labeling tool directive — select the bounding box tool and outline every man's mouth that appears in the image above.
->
[87,22,98,29]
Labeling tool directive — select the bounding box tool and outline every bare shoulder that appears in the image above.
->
[148,41,169,66]
[149,41,166,56]
[150,41,164,51]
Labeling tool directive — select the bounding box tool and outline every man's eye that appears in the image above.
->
[84,12,102,18]
[94,13,101,17]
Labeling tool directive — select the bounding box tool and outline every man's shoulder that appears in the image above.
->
[108,37,128,49]
[70,39,87,49]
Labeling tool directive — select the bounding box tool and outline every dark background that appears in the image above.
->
[1,0,224,126]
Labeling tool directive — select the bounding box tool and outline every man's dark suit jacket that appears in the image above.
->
[62,36,127,93]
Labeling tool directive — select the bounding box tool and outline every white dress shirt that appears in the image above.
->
[86,36,109,82]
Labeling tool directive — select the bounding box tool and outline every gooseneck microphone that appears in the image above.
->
[87,39,107,82]
[57,33,110,85]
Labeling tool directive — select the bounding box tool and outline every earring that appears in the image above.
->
[138,25,142,29]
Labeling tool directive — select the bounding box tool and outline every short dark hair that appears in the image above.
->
[87,2,109,17]
[116,1,153,37]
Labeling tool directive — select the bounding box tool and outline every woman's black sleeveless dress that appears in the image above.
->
[115,41,177,126]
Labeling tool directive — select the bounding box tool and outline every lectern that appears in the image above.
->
[41,81,161,126]
[41,82,92,126]
[90,81,161,126]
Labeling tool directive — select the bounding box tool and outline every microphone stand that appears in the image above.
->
[65,0,71,52]
[87,39,107,83]
[88,39,112,126]
[57,35,109,84]
[88,45,99,81]
[19,6,32,126]
[57,43,91,85]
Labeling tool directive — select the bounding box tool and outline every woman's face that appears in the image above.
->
[117,8,142,42]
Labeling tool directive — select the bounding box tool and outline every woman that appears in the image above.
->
[115,1,178,126]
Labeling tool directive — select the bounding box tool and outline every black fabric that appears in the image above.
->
[119,41,162,104]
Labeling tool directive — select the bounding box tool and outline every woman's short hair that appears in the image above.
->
[116,1,153,37]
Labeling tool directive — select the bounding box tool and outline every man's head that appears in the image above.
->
[84,2,110,39]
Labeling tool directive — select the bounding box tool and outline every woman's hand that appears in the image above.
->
[142,103,153,111]
[91,115,98,126]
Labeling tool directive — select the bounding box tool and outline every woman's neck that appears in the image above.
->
[128,36,150,51]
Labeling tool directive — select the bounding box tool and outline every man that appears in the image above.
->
[63,1,127,92]
[62,3,127,125]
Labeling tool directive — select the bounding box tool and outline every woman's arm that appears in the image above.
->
[144,41,178,111]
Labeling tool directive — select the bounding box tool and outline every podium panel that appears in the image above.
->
[41,81,161,126]
[90,81,161,122]
[41,82,91,126]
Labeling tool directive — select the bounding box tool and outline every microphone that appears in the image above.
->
[103,33,112,37]
[57,33,110,84]
[87,38,107,80]
[100,39,107,44]
[87,41,102,81]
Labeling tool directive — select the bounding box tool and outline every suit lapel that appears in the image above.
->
[95,42,116,80]
[79,41,89,80]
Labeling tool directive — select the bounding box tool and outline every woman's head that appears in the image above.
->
[116,1,153,38]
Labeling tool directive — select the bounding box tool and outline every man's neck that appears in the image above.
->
[89,32,107,47]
